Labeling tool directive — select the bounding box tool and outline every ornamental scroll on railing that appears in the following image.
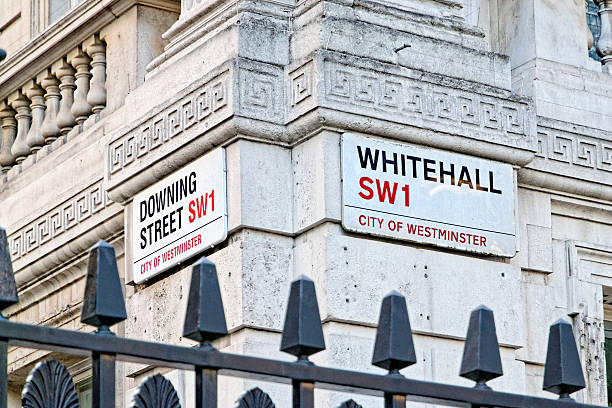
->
[0,34,106,175]
[0,225,606,408]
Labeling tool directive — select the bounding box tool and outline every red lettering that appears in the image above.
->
[376,180,398,204]
[402,184,409,207]
[188,200,196,223]
[481,236,486,247]
[359,177,374,200]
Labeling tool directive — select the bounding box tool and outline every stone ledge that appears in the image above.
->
[518,116,612,201]
[106,51,536,203]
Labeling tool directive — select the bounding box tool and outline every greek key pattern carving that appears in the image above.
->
[536,129,612,172]
[322,61,531,144]
[290,61,314,107]
[108,71,229,177]
[8,180,111,260]
[238,66,283,123]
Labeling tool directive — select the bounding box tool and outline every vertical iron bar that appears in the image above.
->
[0,339,7,408]
[92,352,115,408]
[384,393,405,408]
[195,367,217,408]
[292,380,314,408]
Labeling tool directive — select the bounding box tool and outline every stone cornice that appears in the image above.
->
[106,51,536,202]
[0,0,180,102]
[518,116,612,201]
[5,177,123,283]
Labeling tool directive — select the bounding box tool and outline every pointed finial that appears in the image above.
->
[81,240,127,334]
[371,291,416,373]
[0,226,18,317]
[543,319,585,399]
[459,305,503,389]
[280,275,325,362]
[183,257,228,345]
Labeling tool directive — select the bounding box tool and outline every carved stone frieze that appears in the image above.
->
[313,53,534,151]
[519,117,612,200]
[533,117,612,178]
[105,51,537,202]
[8,180,111,262]
[108,70,230,178]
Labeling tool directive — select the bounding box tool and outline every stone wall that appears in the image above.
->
[0,0,611,406]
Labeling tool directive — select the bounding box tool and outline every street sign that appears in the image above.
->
[131,148,227,283]
[341,133,516,256]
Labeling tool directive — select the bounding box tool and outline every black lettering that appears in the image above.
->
[179,177,188,199]
[423,158,437,182]
[357,146,379,170]
[382,151,398,174]
[148,196,155,218]
[439,161,455,185]
[163,214,169,237]
[155,190,166,212]
[167,184,174,205]
[154,219,162,242]
[147,224,153,246]
[405,155,421,178]
[140,228,147,249]
[189,172,197,194]
[475,169,488,192]
[489,171,502,194]
[176,206,183,229]
[457,166,474,189]
[139,201,147,222]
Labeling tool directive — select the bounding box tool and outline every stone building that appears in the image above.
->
[0,0,611,406]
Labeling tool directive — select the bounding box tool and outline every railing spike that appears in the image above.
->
[183,256,228,345]
[543,319,586,400]
[0,226,18,317]
[372,290,416,373]
[280,274,325,362]
[459,305,503,389]
[80,240,126,334]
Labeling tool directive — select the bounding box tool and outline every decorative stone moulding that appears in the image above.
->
[519,117,612,201]
[105,50,536,203]
[0,35,107,176]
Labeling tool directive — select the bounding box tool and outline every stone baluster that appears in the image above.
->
[586,1,595,52]
[596,0,612,72]
[52,58,77,135]
[0,102,17,173]
[8,91,32,164]
[23,80,46,152]
[85,35,106,118]
[38,69,62,144]
[68,46,92,127]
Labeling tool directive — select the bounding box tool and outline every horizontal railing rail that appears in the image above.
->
[0,228,606,408]
[0,319,604,408]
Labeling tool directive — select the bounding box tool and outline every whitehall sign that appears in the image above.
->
[131,148,227,283]
[341,133,516,256]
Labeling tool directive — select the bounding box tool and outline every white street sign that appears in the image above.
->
[342,133,516,256]
[131,148,227,283]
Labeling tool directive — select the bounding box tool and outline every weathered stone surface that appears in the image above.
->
[106,49,536,203]
[227,140,293,235]
[294,223,524,347]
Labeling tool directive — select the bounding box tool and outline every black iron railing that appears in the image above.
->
[0,227,606,408]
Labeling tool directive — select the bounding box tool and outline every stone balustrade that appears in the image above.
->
[595,0,612,72]
[0,34,106,174]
